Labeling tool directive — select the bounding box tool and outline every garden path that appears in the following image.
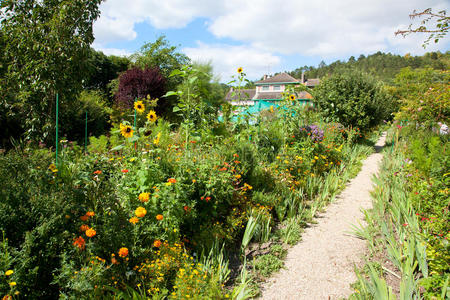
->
[259,132,386,300]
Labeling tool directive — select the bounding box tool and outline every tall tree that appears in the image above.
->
[0,0,103,142]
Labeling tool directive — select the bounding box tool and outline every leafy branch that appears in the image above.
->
[395,8,449,48]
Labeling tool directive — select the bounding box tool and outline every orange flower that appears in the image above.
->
[167,178,176,184]
[138,192,150,202]
[121,169,129,173]
[205,196,211,202]
[73,236,86,250]
[118,247,129,258]
[2,295,12,300]
[80,215,89,221]
[80,224,89,232]
[93,170,102,175]
[135,207,147,218]
[86,228,96,238]
[111,257,118,265]
[86,211,95,217]
[156,214,163,221]
[153,240,162,248]
[129,217,139,224]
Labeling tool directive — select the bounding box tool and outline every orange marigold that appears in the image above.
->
[138,192,150,202]
[85,228,96,238]
[86,211,95,217]
[135,207,147,218]
[80,215,89,221]
[80,224,89,232]
[118,247,129,257]
[156,214,163,221]
[129,217,139,224]
[73,236,86,250]
[167,178,176,184]
[153,240,162,248]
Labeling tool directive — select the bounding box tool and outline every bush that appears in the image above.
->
[313,70,396,131]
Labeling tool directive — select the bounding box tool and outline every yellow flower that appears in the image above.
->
[129,217,139,224]
[153,132,161,145]
[289,94,295,101]
[9,282,16,287]
[269,105,274,113]
[120,123,133,138]
[86,228,96,238]
[5,270,13,276]
[135,206,147,218]
[134,101,145,114]
[138,192,150,202]
[237,67,243,73]
[147,110,158,123]
[48,163,58,173]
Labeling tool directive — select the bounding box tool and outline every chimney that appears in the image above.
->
[301,71,305,84]
[263,74,268,80]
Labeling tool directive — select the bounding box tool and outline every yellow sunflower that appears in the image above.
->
[134,101,145,114]
[120,123,133,138]
[153,132,161,145]
[289,94,296,101]
[147,110,158,123]
[237,67,243,73]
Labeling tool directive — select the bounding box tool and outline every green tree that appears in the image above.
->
[0,0,103,143]
[313,70,396,130]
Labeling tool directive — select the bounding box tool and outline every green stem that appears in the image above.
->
[85,111,88,154]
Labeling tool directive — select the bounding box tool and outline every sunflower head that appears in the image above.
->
[147,110,158,123]
[237,67,243,74]
[289,94,296,101]
[134,101,145,114]
[120,123,133,138]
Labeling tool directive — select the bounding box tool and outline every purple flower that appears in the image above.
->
[300,124,324,142]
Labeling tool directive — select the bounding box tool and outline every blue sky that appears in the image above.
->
[93,0,449,81]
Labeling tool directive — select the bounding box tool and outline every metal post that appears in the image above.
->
[56,93,59,165]
[85,111,88,154]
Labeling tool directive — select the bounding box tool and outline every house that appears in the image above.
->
[225,72,319,107]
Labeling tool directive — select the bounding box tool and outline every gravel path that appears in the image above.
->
[259,133,386,300]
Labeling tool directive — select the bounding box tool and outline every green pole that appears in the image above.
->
[134,98,137,149]
[56,93,59,165]
[85,111,88,154]
[134,97,137,129]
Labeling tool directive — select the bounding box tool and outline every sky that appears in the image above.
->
[92,0,450,81]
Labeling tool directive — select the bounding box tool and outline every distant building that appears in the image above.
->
[225,72,319,107]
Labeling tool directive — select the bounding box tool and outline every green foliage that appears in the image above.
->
[252,254,284,277]
[0,0,103,142]
[313,70,396,130]
[290,51,449,84]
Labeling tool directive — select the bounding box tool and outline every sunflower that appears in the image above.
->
[153,132,161,146]
[289,94,296,101]
[120,123,133,138]
[147,110,158,123]
[134,101,145,114]
[237,67,243,73]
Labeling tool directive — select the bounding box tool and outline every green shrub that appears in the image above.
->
[313,70,396,131]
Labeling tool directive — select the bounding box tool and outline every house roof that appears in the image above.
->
[225,89,256,101]
[255,92,283,100]
[254,91,313,100]
[255,72,300,85]
[305,78,320,87]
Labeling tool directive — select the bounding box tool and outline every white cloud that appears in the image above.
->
[183,42,281,81]
[93,0,450,68]
[208,0,449,58]
[94,0,225,45]
[92,43,132,57]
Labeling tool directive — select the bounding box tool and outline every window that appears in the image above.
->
[273,85,280,90]
[262,85,269,91]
